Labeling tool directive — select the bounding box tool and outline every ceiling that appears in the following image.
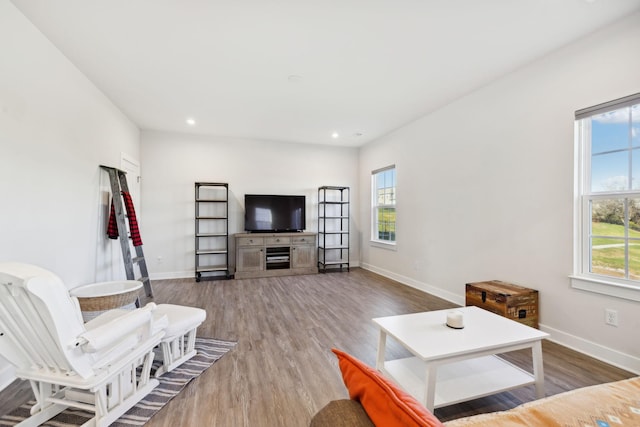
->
[11,0,640,147]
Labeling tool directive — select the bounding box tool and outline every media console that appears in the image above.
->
[234,232,318,279]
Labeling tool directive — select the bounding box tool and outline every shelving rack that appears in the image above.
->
[317,186,350,272]
[195,182,231,281]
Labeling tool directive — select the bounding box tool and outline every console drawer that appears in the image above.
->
[266,236,291,245]
[292,235,314,245]
[238,237,264,246]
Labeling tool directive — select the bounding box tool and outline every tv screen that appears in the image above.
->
[244,194,305,232]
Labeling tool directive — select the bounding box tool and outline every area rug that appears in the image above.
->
[0,338,236,427]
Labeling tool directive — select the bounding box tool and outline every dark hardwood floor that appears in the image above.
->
[0,268,635,426]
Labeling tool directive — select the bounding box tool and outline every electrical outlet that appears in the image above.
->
[605,309,618,326]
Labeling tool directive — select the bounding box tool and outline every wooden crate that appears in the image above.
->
[465,280,539,329]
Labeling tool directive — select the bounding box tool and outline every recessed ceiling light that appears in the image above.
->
[331,132,339,139]
[287,75,303,83]
[186,118,196,126]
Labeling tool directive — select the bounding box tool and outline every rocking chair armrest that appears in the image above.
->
[74,304,160,353]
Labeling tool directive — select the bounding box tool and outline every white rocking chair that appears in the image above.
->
[0,262,167,427]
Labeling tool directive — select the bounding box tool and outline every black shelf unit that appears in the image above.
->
[318,186,350,272]
[195,182,231,281]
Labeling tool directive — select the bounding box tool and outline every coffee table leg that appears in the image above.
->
[424,364,437,412]
[376,329,386,371]
[532,340,545,399]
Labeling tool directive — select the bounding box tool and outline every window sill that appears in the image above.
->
[370,240,397,251]
[570,275,640,302]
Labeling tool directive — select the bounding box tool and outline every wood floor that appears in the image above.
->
[0,268,635,426]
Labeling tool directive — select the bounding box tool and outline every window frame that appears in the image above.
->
[371,165,397,248]
[571,92,640,302]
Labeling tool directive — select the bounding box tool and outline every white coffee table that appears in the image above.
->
[373,306,549,411]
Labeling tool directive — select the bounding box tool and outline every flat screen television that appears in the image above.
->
[244,194,306,232]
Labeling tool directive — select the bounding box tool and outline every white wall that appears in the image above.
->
[0,3,140,389]
[140,131,359,279]
[359,12,640,373]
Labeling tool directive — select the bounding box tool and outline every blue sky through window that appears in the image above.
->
[376,168,396,204]
[590,105,640,192]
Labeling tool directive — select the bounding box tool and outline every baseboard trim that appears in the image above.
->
[150,270,194,280]
[150,261,362,281]
[541,324,640,375]
[360,263,464,306]
[360,263,640,375]
[0,364,15,393]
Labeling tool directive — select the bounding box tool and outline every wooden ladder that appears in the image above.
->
[101,165,153,297]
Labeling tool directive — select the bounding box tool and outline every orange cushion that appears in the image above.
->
[332,348,445,427]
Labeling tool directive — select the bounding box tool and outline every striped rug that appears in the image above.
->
[0,338,236,427]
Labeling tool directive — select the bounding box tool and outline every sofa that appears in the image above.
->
[311,349,640,427]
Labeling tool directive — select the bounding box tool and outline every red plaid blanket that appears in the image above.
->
[107,191,143,246]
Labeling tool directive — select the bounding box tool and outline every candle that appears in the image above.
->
[446,310,464,329]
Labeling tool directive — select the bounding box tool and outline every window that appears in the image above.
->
[573,93,640,301]
[372,166,396,244]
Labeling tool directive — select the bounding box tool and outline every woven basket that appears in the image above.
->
[77,288,140,312]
